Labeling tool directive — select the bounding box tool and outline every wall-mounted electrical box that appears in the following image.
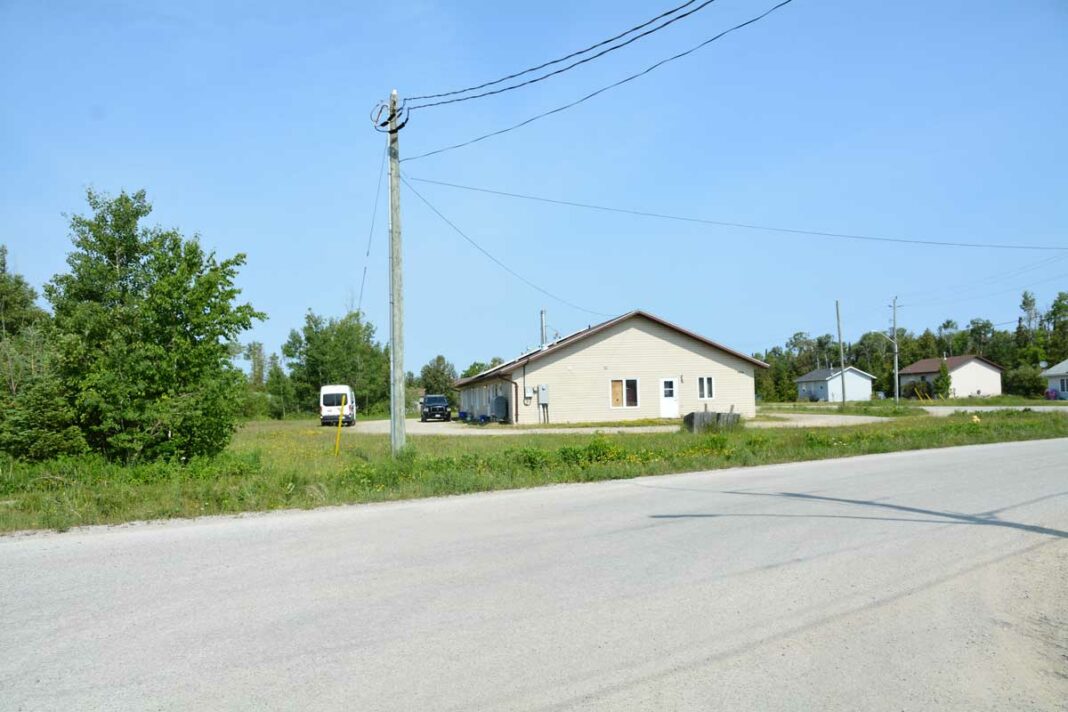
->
[524,385,534,399]
[538,384,550,404]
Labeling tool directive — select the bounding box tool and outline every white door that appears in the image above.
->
[659,378,679,418]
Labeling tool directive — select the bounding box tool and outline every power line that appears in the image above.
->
[408,0,702,101]
[404,175,1068,252]
[399,176,612,317]
[408,0,721,110]
[402,0,795,162]
[357,142,388,315]
[901,270,1068,309]
[898,254,1068,300]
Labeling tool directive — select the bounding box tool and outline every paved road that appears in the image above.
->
[2,440,1066,711]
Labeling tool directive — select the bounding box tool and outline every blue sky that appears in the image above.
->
[2,0,1066,372]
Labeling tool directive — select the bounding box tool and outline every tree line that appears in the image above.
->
[754,294,1068,402]
[3,189,1064,464]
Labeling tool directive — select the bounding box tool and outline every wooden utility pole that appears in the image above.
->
[836,300,847,403]
[388,90,406,455]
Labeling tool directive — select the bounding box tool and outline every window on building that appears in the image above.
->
[1061,378,1068,392]
[698,376,715,399]
[611,378,639,408]
[663,380,674,398]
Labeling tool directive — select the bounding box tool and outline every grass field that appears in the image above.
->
[2,410,1066,533]
[758,402,926,418]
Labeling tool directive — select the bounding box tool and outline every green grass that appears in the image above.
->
[922,395,1068,407]
[759,402,926,418]
[2,411,1066,533]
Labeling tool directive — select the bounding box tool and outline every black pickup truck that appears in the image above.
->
[420,394,452,422]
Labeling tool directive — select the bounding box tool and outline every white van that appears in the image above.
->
[320,385,356,426]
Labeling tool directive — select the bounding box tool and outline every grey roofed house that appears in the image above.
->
[794,366,875,403]
[1041,358,1068,399]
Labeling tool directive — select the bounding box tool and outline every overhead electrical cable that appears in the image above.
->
[900,271,1068,309]
[357,143,388,315]
[402,0,795,162]
[407,0,702,102]
[404,175,1068,252]
[400,176,612,317]
[408,0,722,110]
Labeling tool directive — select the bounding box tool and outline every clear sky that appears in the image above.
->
[3,0,1066,372]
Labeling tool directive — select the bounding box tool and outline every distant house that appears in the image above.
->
[794,366,875,402]
[1040,358,1068,399]
[455,310,767,424]
[899,355,1003,397]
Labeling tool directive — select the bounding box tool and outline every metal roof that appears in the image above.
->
[455,310,768,388]
[1040,358,1068,377]
[794,366,876,383]
[900,355,1003,375]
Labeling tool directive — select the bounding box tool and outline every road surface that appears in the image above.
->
[2,440,1066,711]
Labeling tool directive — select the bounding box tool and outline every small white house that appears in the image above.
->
[1040,358,1068,399]
[455,310,767,424]
[794,366,875,402]
[899,355,1003,397]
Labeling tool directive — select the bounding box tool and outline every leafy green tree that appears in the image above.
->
[1003,365,1045,397]
[460,356,503,379]
[0,245,47,337]
[915,329,939,359]
[966,318,994,355]
[420,355,458,406]
[933,360,951,399]
[265,353,296,419]
[282,310,388,413]
[1020,290,1039,335]
[43,189,262,461]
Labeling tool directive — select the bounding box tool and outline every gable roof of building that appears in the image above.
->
[899,354,1003,375]
[456,310,768,388]
[1040,358,1068,377]
[794,366,876,383]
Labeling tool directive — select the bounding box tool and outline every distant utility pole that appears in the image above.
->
[891,296,900,404]
[875,296,901,403]
[388,90,405,455]
[540,309,547,348]
[836,300,847,403]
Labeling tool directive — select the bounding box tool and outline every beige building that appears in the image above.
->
[899,355,1003,397]
[456,310,767,424]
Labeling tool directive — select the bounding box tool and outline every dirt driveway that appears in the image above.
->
[351,413,888,436]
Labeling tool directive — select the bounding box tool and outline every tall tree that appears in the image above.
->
[0,245,47,338]
[43,189,262,461]
[282,310,389,413]
[265,353,295,419]
[420,355,458,406]
[243,341,266,390]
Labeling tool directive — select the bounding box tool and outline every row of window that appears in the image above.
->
[609,377,715,408]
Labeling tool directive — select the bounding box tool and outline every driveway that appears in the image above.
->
[351,412,889,437]
[3,439,1065,710]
